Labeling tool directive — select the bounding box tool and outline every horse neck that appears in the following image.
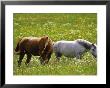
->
[77,40,92,50]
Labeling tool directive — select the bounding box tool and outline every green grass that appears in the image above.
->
[13,13,97,75]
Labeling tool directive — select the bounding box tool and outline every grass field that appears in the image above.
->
[13,13,97,75]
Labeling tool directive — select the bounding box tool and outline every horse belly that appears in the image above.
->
[60,43,85,58]
[28,46,39,56]
[60,44,76,58]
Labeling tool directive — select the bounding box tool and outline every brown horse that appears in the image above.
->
[15,36,53,66]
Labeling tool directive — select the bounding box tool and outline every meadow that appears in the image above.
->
[13,13,97,75]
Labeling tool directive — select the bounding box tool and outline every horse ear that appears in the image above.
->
[44,36,48,39]
[92,43,94,46]
[52,42,55,45]
[46,36,48,39]
[92,43,96,48]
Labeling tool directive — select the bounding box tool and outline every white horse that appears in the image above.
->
[53,39,97,60]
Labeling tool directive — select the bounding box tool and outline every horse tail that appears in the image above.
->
[15,39,22,52]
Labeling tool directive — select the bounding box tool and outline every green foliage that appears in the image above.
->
[13,13,97,75]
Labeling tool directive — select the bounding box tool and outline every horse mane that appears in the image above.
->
[76,39,92,50]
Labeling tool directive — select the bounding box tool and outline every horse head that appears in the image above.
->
[90,43,97,58]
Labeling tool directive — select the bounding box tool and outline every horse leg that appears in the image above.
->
[18,52,25,67]
[76,54,81,59]
[44,52,52,64]
[55,52,62,61]
[39,56,44,65]
[39,50,49,65]
[76,52,82,59]
[25,53,32,65]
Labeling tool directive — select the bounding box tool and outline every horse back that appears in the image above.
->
[18,37,40,55]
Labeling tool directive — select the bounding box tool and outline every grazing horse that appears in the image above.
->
[53,39,97,60]
[15,36,53,66]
